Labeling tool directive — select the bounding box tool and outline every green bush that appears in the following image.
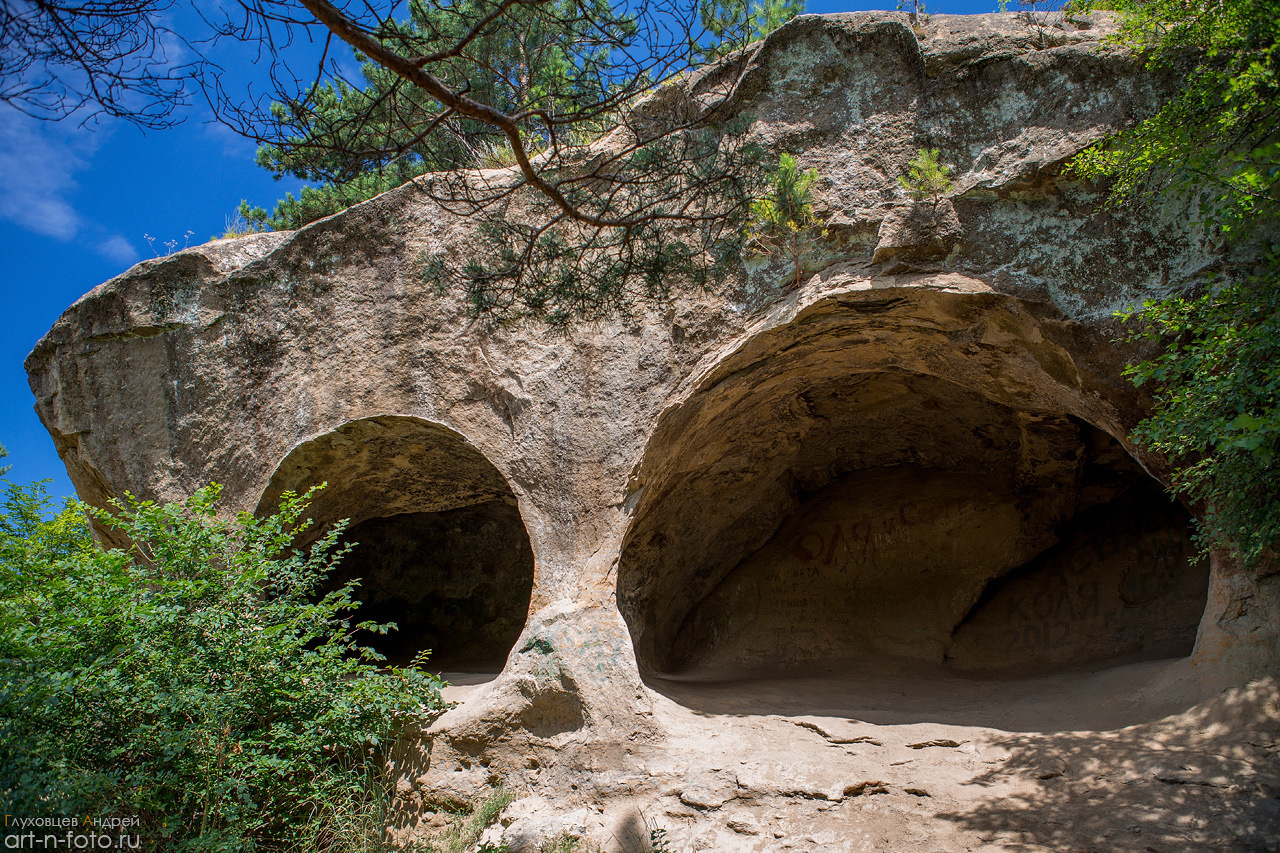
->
[1121,271,1280,565]
[0,481,446,851]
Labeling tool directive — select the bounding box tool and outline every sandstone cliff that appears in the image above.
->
[25,12,1279,852]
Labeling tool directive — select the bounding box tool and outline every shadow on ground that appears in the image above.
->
[645,656,1205,733]
[938,680,1280,851]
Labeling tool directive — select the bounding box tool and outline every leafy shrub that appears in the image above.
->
[1121,271,1280,564]
[0,481,446,851]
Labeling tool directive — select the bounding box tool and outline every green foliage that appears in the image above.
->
[696,0,805,62]
[0,478,96,576]
[1120,272,1280,564]
[1071,0,1280,231]
[897,148,954,208]
[245,0,798,234]
[0,443,8,477]
[235,2,775,327]
[1071,0,1279,563]
[0,481,446,851]
[239,166,421,232]
[745,152,827,288]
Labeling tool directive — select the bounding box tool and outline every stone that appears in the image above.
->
[792,718,882,746]
[679,772,740,810]
[25,10,1280,852]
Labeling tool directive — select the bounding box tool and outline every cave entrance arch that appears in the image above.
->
[257,416,534,671]
[617,291,1209,728]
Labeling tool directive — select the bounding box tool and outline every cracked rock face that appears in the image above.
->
[26,11,1279,852]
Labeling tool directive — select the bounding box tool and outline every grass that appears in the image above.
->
[327,784,673,853]
[415,787,515,853]
[219,210,267,239]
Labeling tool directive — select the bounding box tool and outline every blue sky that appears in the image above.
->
[0,0,998,501]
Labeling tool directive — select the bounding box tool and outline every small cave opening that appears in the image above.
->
[258,416,535,674]
[617,297,1210,729]
[322,500,534,669]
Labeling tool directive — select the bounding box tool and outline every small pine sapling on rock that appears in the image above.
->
[745,152,828,289]
[898,148,955,210]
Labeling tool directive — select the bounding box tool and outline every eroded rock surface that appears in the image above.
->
[26,10,1279,852]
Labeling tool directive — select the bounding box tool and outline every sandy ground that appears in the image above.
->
[431,659,1280,852]
[438,671,500,705]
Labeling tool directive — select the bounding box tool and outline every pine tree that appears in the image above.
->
[697,0,806,62]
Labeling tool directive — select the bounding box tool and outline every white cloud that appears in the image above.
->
[204,118,258,159]
[0,104,94,239]
[97,235,141,266]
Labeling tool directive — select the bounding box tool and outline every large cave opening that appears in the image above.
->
[617,293,1209,727]
[258,416,534,672]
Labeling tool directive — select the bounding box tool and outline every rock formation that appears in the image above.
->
[26,11,1279,852]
